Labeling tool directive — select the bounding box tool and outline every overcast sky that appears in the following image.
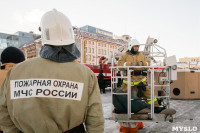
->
[0,0,199,60]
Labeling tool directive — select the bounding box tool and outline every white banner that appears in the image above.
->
[10,79,84,101]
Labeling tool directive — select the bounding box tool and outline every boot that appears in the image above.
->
[154,106,166,113]
[137,108,150,114]
[131,114,149,120]
[131,108,150,120]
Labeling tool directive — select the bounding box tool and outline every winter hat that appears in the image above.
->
[1,47,25,64]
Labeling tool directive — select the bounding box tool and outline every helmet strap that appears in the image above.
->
[130,47,138,55]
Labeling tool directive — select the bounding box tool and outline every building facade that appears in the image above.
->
[80,25,113,38]
[178,57,200,69]
[0,33,19,49]
[20,26,129,65]
[0,31,40,55]
[114,34,132,42]
[15,31,40,47]
[74,26,128,65]
[20,39,42,59]
[179,57,200,62]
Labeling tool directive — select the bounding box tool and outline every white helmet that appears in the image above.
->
[128,39,140,51]
[40,9,75,46]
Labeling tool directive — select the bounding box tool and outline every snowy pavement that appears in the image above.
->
[101,89,200,133]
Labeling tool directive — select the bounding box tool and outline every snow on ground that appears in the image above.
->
[101,89,200,133]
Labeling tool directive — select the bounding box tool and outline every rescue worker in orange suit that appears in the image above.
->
[0,46,25,133]
[0,9,104,133]
[98,69,106,93]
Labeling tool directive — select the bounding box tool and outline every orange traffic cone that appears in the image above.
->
[119,122,143,133]
[119,126,138,133]
[137,122,143,129]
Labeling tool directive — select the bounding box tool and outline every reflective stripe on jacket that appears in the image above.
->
[122,77,147,85]
[147,98,158,104]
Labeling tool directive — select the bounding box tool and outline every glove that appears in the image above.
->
[154,106,166,113]
[131,62,136,66]
[137,61,144,66]
[126,62,136,66]
[113,87,124,93]
[137,82,146,98]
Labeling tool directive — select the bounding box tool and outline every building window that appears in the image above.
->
[75,39,80,44]
[92,48,94,53]
[98,57,100,63]
[84,40,87,45]
[2,39,6,43]
[88,41,91,44]
[92,56,95,61]
[87,47,90,53]
[104,50,106,55]
[98,49,101,54]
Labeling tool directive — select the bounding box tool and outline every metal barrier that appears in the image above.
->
[110,65,172,122]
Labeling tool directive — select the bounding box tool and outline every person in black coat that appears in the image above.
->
[98,69,106,93]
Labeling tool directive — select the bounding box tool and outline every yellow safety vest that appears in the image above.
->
[123,77,147,86]
[147,98,157,104]
[122,77,157,104]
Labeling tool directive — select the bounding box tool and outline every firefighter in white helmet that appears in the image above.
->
[117,39,176,112]
[115,39,176,130]
[116,39,167,116]
[0,9,104,133]
[117,39,158,107]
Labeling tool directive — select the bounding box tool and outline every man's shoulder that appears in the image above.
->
[9,57,40,74]
[122,51,130,57]
[138,52,145,57]
[77,63,94,74]
[18,57,42,65]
